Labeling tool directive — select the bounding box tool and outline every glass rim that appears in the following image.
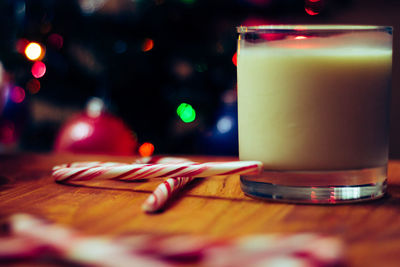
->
[237,25,393,33]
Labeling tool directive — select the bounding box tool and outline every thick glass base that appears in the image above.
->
[240,166,387,203]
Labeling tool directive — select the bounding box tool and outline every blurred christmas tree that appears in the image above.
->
[0,0,353,155]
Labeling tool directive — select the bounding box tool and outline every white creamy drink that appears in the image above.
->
[237,31,392,171]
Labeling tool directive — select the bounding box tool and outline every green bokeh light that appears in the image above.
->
[177,103,196,123]
[181,0,196,4]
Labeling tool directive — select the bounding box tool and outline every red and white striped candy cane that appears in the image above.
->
[52,161,263,183]
[1,214,344,266]
[142,176,195,212]
[9,214,169,267]
[139,157,196,213]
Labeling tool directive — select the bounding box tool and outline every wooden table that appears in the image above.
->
[1,153,400,266]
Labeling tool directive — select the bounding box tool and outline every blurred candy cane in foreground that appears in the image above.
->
[0,213,345,267]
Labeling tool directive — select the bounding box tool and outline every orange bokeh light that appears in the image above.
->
[142,38,154,52]
[139,142,155,157]
[294,36,307,40]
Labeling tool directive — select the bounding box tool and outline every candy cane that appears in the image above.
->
[9,214,169,267]
[52,161,263,183]
[139,157,196,213]
[142,176,195,212]
[1,214,344,267]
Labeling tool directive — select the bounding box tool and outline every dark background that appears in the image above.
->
[0,0,399,156]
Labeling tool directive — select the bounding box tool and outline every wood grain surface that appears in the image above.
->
[1,153,400,267]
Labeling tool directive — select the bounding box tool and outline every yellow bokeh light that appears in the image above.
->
[24,42,43,61]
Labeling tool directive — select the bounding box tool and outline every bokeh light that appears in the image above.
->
[10,86,25,103]
[305,0,322,15]
[70,122,93,141]
[222,89,237,104]
[180,0,196,4]
[26,79,41,94]
[139,142,155,157]
[16,39,29,53]
[177,103,196,123]
[40,22,52,34]
[0,121,15,144]
[142,38,154,52]
[31,61,46,78]
[173,61,193,79]
[246,0,271,6]
[294,36,308,40]
[25,42,44,61]
[217,116,234,134]
[87,97,104,118]
[305,8,319,15]
[232,52,237,66]
[113,40,127,54]
[47,33,64,49]
[194,63,208,72]
[241,18,271,27]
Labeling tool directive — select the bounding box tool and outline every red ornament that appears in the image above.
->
[54,106,137,155]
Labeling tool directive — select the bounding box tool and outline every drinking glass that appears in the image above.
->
[237,25,393,203]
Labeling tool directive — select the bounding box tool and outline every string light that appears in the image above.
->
[25,42,44,61]
[177,103,196,123]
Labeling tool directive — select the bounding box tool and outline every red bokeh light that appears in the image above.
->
[26,79,41,94]
[232,52,237,66]
[31,61,46,78]
[305,0,322,15]
[241,18,271,27]
[0,121,15,144]
[10,86,25,104]
[47,33,64,49]
[15,39,29,54]
[305,7,320,15]
[246,0,271,5]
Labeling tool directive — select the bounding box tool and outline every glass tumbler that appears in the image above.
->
[237,25,393,203]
